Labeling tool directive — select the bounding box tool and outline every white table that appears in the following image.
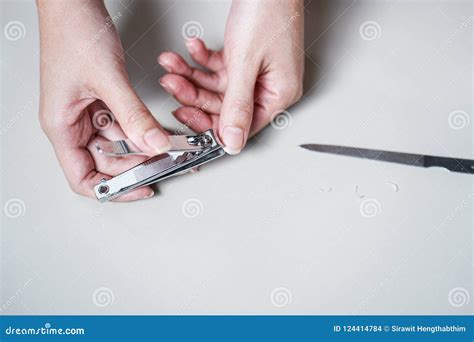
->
[1,0,472,314]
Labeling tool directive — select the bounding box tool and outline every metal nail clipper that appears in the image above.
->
[93,129,225,202]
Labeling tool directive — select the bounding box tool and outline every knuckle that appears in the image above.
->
[68,175,90,196]
[68,180,81,195]
[226,98,253,125]
[240,52,258,66]
[123,104,149,127]
[228,50,258,66]
[38,113,50,134]
[275,78,304,105]
[292,84,304,103]
[39,110,59,135]
[227,98,253,118]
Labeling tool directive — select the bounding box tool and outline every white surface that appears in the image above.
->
[1,0,473,314]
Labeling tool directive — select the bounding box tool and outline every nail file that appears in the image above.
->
[300,144,474,174]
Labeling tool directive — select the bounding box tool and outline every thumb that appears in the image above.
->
[98,74,170,155]
[219,61,258,155]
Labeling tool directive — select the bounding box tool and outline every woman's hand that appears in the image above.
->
[37,0,170,200]
[158,0,304,154]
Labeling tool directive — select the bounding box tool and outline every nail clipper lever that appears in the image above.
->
[95,134,213,156]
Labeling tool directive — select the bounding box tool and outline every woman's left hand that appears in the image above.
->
[158,0,304,154]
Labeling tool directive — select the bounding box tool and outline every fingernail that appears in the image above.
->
[159,60,174,73]
[185,39,197,54]
[144,190,155,199]
[159,78,174,94]
[144,128,171,154]
[222,125,244,155]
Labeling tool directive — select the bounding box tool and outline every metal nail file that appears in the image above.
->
[94,129,225,202]
[300,144,474,174]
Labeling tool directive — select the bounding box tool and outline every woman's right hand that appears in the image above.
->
[37,0,170,200]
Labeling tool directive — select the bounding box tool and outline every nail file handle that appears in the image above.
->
[424,156,474,174]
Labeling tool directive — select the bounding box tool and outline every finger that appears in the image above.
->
[249,82,301,136]
[87,101,130,141]
[95,73,170,156]
[158,51,223,92]
[96,121,127,141]
[219,61,259,154]
[172,106,214,132]
[159,74,222,114]
[184,38,224,72]
[87,135,149,175]
[55,144,153,201]
[87,135,156,201]
[112,186,155,202]
[249,104,276,136]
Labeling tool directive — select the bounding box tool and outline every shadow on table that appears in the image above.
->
[118,0,176,101]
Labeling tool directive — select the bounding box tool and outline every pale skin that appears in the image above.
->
[37,0,304,201]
